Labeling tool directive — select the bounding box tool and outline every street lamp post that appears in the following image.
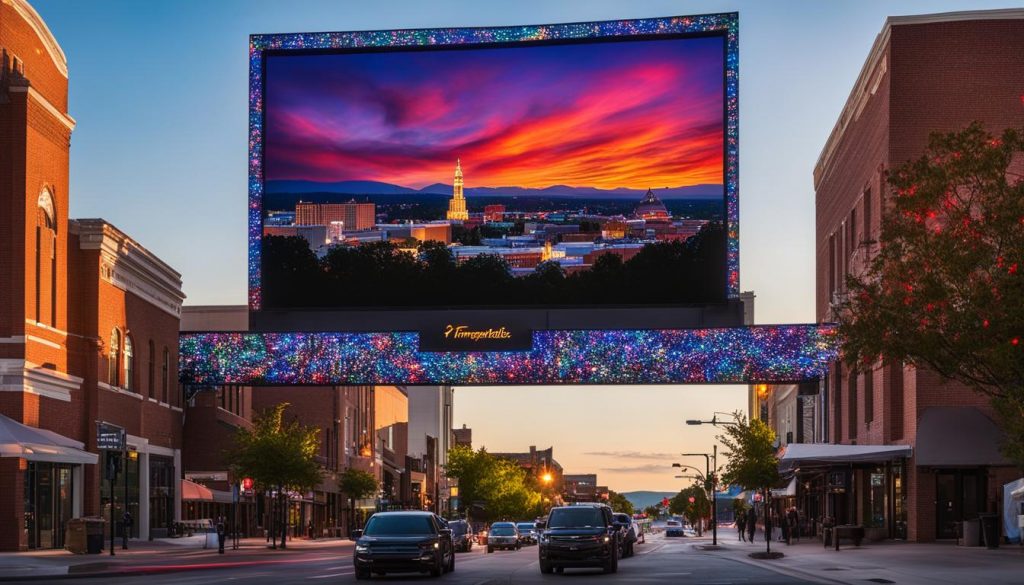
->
[681,447,718,546]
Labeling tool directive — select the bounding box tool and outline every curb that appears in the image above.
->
[0,555,337,582]
[690,543,849,585]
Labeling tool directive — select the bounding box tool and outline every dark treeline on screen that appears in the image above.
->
[260,224,726,309]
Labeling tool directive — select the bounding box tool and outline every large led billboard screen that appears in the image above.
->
[249,14,738,311]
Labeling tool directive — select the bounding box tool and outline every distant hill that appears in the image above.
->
[265,179,722,200]
[622,491,676,510]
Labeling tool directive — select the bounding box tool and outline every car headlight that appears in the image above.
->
[602,536,610,543]
[356,544,369,553]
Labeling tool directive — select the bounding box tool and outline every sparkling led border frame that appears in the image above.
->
[179,324,835,386]
[247,13,740,310]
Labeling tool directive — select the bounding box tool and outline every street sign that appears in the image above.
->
[96,422,125,450]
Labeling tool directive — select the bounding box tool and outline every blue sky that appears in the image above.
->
[32,0,1021,491]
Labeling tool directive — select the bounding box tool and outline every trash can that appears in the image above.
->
[979,513,1000,549]
[65,519,87,554]
[84,517,106,554]
[960,519,981,547]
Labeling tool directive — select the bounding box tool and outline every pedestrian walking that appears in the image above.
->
[216,516,226,554]
[745,506,757,543]
[788,508,800,543]
[736,511,747,542]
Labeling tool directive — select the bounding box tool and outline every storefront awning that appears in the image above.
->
[778,443,911,472]
[0,413,98,465]
[916,407,1009,467]
[181,478,215,501]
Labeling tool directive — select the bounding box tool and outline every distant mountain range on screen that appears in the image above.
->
[265,179,722,200]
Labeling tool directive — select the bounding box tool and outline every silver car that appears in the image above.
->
[516,522,537,544]
[487,522,520,552]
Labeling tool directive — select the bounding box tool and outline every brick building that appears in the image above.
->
[0,0,185,549]
[806,9,1024,542]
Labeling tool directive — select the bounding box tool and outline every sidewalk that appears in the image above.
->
[0,535,354,581]
[692,527,1024,585]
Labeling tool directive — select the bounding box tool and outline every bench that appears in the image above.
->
[824,524,864,550]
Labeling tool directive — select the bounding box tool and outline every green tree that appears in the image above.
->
[718,411,780,554]
[339,468,379,532]
[837,123,1024,466]
[445,446,543,522]
[607,491,635,515]
[668,484,710,535]
[227,403,321,548]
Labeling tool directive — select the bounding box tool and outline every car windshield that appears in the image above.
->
[363,514,435,536]
[548,508,605,529]
[490,525,516,536]
[517,524,534,531]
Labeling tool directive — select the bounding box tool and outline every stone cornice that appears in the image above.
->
[71,219,185,318]
[3,0,68,78]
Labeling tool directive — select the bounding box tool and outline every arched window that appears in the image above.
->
[108,329,121,387]
[148,340,156,398]
[162,347,170,403]
[36,188,57,325]
[124,335,135,391]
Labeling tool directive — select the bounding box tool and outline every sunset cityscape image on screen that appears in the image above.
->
[259,35,728,308]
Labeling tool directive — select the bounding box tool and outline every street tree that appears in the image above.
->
[837,123,1024,466]
[445,446,543,521]
[227,403,321,549]
[643,505,661,519]
[669,484,710,535]
[339,468,379,531]
[717,411,780,554]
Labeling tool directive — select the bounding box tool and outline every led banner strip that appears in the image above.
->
[179,324,837,386]
[248,13,740,309]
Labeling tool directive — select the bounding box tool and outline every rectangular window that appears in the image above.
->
[864,366,874,424]
[889,362,904,440]
[833,364,842,444]
[828,233,837,298]
[161,348,169,404]
[863,188,873,248]
[849,208,857,254]
[50,234,56,327]
[848,369,858,441]
[35,226,41,323]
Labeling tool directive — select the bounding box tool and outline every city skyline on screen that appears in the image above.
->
[263,36,724,192]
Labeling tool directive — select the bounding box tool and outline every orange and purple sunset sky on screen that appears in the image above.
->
[264,36,724,192]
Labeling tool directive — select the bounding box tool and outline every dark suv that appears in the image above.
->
[448,520,473,552]
[538,505,621,574]
[351,511,455,579]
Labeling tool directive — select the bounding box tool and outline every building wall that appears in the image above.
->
[814,12,1024,541]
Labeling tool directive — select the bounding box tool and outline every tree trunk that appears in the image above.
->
[280,491,288,549]
[270,491,277,549]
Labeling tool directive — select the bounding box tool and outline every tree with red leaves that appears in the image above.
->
[838,123,1024,466]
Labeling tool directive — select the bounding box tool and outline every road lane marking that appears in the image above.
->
[308,571,353,579]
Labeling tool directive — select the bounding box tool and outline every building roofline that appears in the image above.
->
[4,0,68,78]
[814,8,1024,187]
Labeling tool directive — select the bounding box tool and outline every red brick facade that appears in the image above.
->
[0,0,185,550]
[814,11,1024,542]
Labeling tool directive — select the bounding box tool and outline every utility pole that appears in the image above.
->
[711,445,717,546]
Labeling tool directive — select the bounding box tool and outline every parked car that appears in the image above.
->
[665,519,685,537]
[517,522,538,545]
[538,504,620,574]
[613,513,638,557]
[632,518,645,544]
[448,519,473,552]
[351,511,455,579]
[487,522,520,552]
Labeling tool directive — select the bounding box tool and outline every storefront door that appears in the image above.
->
[24,462,74,549]
[936,470,985,539]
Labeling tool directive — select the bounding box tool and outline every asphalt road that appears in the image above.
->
[49,535,818,585]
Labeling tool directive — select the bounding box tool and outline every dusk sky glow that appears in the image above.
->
[264,36,724,190]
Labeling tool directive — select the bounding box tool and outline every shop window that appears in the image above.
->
[864,367,874,424]
[108,329,121,387]
[847,369,858,440]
